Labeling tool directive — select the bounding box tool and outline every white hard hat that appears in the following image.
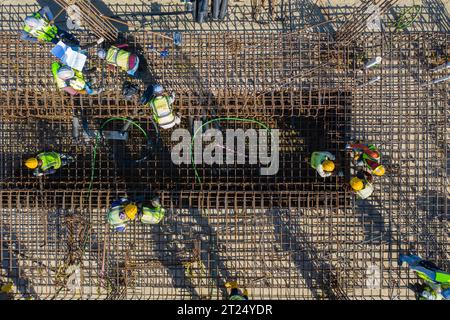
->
[57,66,75,80]
[24,16,41,29]
[153,84,163,95]
[97,48,106,59]
[151,197,161,208]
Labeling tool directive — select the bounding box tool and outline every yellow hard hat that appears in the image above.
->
[124,204,138,220]
[373,164,385,176]
[322,160,335,172]
[25,158,38,169]
[225,281,238,289]
[350,177,364,191]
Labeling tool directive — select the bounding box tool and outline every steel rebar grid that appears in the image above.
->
[0,2,448,300]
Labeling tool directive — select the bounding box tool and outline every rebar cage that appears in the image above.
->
[0,0,448,300]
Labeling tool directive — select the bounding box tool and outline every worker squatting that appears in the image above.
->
[19,5,450,301]
[310,142,386,200]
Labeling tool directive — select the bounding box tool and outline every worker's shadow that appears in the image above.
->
[151,220,202,299]
[1,226,37,299]
[151,206,231,299]
[355,199,390,244]
[272,208,344,299]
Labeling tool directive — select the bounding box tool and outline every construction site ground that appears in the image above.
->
[0,0,449,300]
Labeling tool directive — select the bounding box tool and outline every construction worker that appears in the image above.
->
[142,84,181,130]
[24,152,74,176]
[347,170,374,200]
[51,62,103,95]
[398,254,450,285]
[21,6,79,46]
[225,281,249,300]
[139,196,165,225]
[413,282,450,300]
[346,142,385,176]
[106,198,138,232]
[310,151,336,178]
[97,44,140,76]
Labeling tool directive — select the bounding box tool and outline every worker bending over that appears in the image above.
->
[347,170,374,200]
[21,6,79,46]
[225,281,249,300]
[399,254,450,285]
[346,142,385,176]
[139,196,165,225]
[24,152,74,176]
[107,198,138,232]
[142,84,181,129]
[310,151,336,178]
[97,44,140,77]
[52,62,102,95]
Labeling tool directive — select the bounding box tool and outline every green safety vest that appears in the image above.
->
[229,295,246,300]
[51,62,67,89]
[51,62,86,91]
[149,96,175,125]
[69,69,86,91]
[23,12,58,42]
[140,206,165,224]
[37,152,62,171]
[106,46,131,71]
[107,205,129,228]
[360,144,381,162]
[310,152,330,170]
[435,271,450,284]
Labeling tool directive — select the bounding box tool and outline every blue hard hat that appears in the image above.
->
[153,84,163,95]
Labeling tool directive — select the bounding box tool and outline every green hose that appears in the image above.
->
[392,5,422,31]
[87,117,149,196]
[189,117,273,184]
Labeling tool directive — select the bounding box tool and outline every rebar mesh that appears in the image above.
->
[0,1,448,300]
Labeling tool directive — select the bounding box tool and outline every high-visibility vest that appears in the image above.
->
[69,69,86,91]
[23,12,58,42]
[229,295,246,300]
[149,96,176,126]
[37,152,62,171]
[435,271,450,284]
[140,206,165,224]
[106,46,131,71]
[51,63,86,91]
[311,152,330,170]
[51,62,67,89]
[107,205,129,228]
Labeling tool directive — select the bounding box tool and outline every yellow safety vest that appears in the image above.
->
[106,46,131,71]
[23,13,58,42]
[149,96,175,126]
[69,70,86,91]
[51,62,67,89]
